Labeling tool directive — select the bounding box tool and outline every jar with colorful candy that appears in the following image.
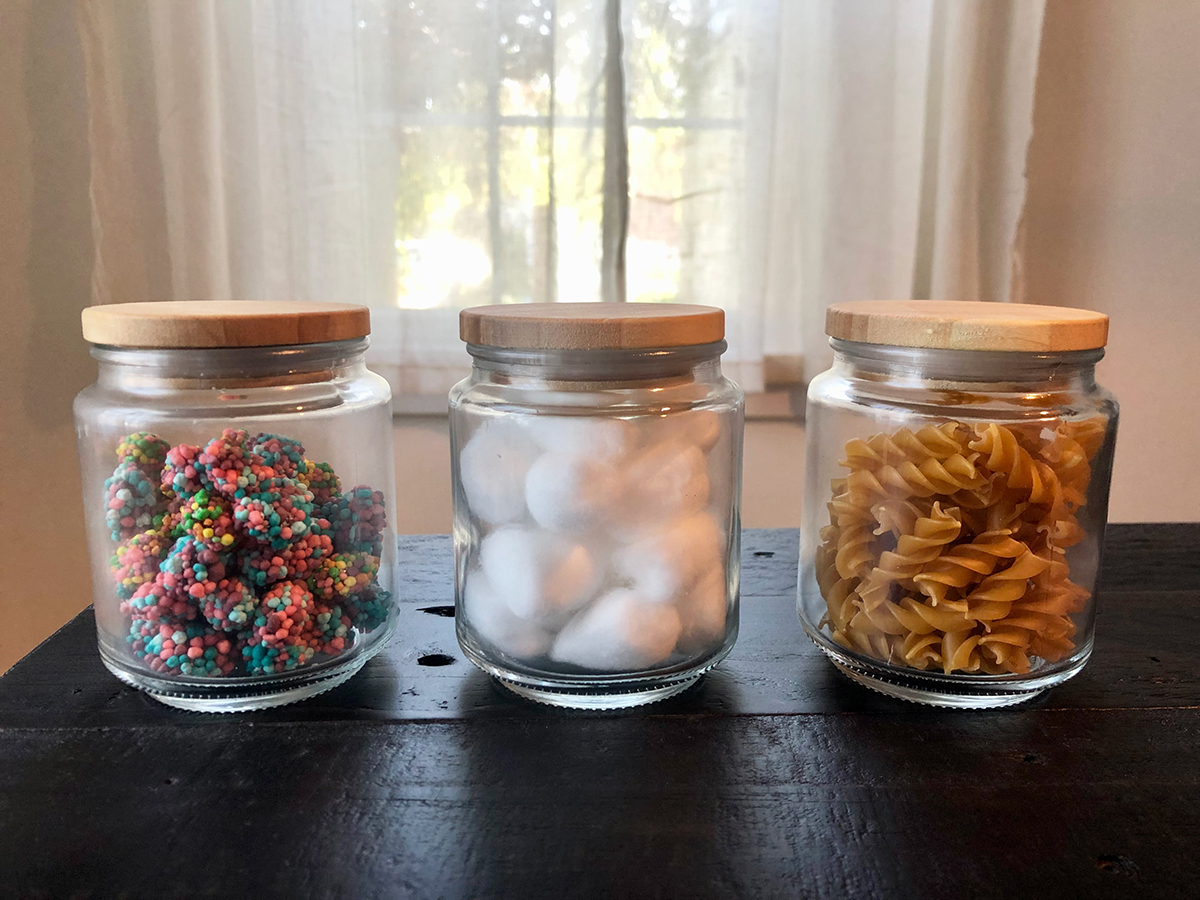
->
[75,302,398,711]
[450,303,745,708]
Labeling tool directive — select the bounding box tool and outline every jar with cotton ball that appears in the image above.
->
[450,303,744,708]
[801,301,1118,708]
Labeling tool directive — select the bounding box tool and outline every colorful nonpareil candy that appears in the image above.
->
[161,444,204,497]
[127,620,239,677]
[116,432,171,471]
[234,478,315,550]
[300,460,341,506]
[111,528,172,600]
[178,490,238,550]
[250,433,309,481]
[324,486,388,556]
[104,431,391,678]
[104,461,164,541]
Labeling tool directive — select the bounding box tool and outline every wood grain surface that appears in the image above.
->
[459,302,725,349]
[0,524,1196,899]
[825,300,1110,352]
[81,300,371,348]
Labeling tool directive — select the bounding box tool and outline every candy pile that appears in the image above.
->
[103,431,391,678]
[458,412,731,672]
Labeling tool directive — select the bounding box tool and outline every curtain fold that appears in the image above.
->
[79,0,1045,395]
[759,0,1046,379]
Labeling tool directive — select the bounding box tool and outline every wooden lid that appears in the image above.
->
[459,302,724,350]
[826,301,1109,352]
[81,301,371,348]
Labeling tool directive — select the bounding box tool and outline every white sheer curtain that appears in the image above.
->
[760,0,1046,378]
[79,0,1044,394]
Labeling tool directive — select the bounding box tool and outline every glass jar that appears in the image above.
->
[74,302,398,711]
[449,303,745,708]
[800,301,1118,708]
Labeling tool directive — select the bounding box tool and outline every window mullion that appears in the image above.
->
[545,0,558,304]
[487,0,503,305]
[600,0,628,303]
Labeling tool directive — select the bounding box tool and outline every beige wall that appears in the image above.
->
[0,0,97,672]
[1024,0,1200,523]
[1,0,1197,672]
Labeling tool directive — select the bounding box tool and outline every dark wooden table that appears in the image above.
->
[1,525,1197,899]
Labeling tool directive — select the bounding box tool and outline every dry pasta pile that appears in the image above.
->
[815,418,1106,675]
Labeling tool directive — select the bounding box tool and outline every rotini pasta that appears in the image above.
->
[817,417,1105,676]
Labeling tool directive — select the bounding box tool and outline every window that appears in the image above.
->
[378,0,751,312]
[83,0,1045,397]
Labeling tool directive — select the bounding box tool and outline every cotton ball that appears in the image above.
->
[647,410,722,452]
[612,513,724,602]
[461,568,553,659]
[550,589,682,671]
[521,416,636,460]
[459,418,541,525]
[611,439,709,537]
[676,564,729,655]
[525,453,618,534]
[480,526,598,623]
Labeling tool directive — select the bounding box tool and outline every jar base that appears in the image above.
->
[460,639,733,710]
[816,640,1088,709]
[494,674,703,709]
[98,619,397,713]
[457,616,739,711]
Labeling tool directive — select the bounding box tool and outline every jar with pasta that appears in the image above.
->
[799,301,1118,708]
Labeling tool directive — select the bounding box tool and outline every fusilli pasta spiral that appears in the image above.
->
[816,417,1105,675]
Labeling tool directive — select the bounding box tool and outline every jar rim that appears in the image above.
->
[90,336,364,362]
[831,338,1105,365]
[465,341,727,382]
[90,339,370,386]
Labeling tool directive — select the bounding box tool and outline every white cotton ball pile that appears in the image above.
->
[459,410,732,673]
[479,526,598,622]
[550,589,682,671]
[521,416,635,460]
[611,513,722,602]
[525,453,617,534]
[459,418,541,526]
[608,439,709,540]
[463,569,554,659]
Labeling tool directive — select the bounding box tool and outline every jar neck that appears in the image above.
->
[466,341,727,386]
[92,339,370,392]
[830,339,1102,392]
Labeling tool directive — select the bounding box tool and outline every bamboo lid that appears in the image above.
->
[460,303,725,350]
[81,301,371,348]
[826,301,1109,352]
